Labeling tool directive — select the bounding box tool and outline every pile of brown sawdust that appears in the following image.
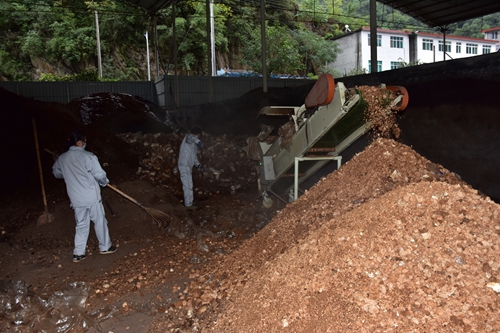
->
[148,138,500,332]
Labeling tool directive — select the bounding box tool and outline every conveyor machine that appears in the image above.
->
[246,73,409,207]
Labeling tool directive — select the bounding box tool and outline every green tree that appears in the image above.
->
[297,0,341,25]
[295,29,340,75]
[0,1,41,80]
[21,30,44,57]
[0,50,28,80]
[2,0,500,81]
[335,0,368,32]
[265,0,299,28]
[46,22,96,67]
[239,23,304,75]
[156,1,230,75]
[83,0,150,79]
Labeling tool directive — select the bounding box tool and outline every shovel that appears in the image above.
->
[32,118,55,225]
[106,184,171,228]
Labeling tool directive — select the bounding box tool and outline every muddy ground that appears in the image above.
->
[2,59,500,332]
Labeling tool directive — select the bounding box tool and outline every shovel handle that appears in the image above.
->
[107,184,141,205]
[45,148,56,156]
[33,119,49,215]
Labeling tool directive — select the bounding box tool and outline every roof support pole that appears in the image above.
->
[172,0,179,108]
[210,0,215,76]
[94,10,102,78]
[369,0,377,73]
[260,0,268,92]
[356,32,360,73]
[441,26,447,61]
[153,13,159,78]
[206,0,213,102]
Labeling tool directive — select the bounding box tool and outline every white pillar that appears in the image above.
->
[145,31,151,81]
[210,0,216,76]
[94,10,102,78]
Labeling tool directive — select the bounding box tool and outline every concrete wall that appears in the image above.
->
[331,33,361,75]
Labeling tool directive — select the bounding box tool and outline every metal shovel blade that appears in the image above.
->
[37,212,55,226]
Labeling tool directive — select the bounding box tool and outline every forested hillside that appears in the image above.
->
[1,0,499,81]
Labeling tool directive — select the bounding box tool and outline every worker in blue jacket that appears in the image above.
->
[178,127,205,209]
[52,130,116,262]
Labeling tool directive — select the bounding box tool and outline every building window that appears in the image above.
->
[493,32,498,39]
[466,43,478,54]
[438,41,451,52]
[390,36,403,48]
[456,42,461,53]
[368,60,382,73]
[368,34,382,46]
[422,39,433,51]
[390,61,401,70]
[483,45,491,54]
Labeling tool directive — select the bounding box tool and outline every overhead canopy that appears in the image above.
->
[377,0,500,27]
[125,0,172,12]
[126,0,500,28]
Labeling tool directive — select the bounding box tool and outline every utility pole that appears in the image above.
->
[260,0,267,92]
[153,14,159,78]
[94,10,102,78]
[210,0,215,76]
[206,0,213,102]
[173,0,179,108]
[369,0,377,73]
[441,26,447,62]
[145,31,151,81]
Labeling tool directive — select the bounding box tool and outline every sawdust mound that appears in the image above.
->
[149,138,500,332]
[217,184,500,332]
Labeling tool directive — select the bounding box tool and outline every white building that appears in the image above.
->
[331,26,499,75]
[481,26,500,51]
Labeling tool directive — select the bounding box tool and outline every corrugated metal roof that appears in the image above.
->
[125,0,172,12]
[377,0,500,27]
[126,0,500,27]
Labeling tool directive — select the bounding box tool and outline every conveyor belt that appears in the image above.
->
[250,74,408,204]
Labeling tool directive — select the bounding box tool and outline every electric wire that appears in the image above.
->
[0,0,496,35]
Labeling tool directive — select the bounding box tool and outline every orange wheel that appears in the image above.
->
[387,85,409,111]
[305,74,335,109]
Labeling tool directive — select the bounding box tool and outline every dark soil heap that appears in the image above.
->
[117,132,258,199]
